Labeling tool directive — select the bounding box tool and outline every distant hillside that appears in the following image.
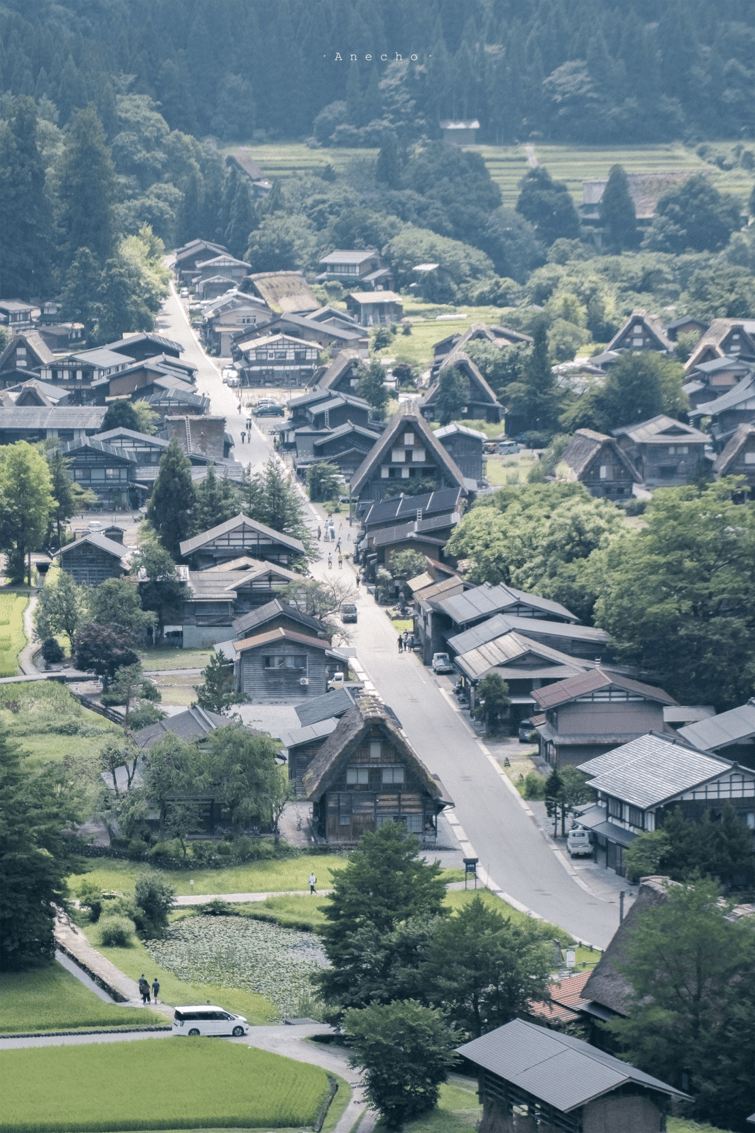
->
[1,0,754,145]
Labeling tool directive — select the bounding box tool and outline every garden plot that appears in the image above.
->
[147,916,328,1018]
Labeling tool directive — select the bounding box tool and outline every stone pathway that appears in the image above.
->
[172,888,333,905]
[17,591,40,675]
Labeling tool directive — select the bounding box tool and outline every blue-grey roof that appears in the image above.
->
[295,687,355,727]
[448,614,608,656]
[689,372,755,418]
[580,733,738,809]
[438,582,576,626]
[360,487,463,528]
[458,1019,689,1112]
[278,719,339,750]
[678,699,755,751]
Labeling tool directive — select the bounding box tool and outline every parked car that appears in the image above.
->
[498,440,520,455]
[253,403,284,417]
[518,718,536,743]
[327,672,346,691]
[566,827,593,858]
[341,603,358,623]
[431,652,454,674]
[172,1005,249,1037]
[87,520,103,533]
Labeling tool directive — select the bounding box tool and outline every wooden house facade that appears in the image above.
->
[317,250,393,291]
[180,562,301,647]
[304,697,452,845]
[433,423,486,483]
[55,532,131,586]
[238,333,319,388]
[689,373,755,448]
[606,309,673,354]
[345,291,404,327]
[714,423,755,491]
[59,438,139,509]
[556,429,639,499]
[350,412,468,505]
[179,514,306,571]
[613,415,709,487]
[232,627,342,701]
[422,353,505,425]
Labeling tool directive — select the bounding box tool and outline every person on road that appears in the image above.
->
[327,553,332,569]
[152,978,160,1004]
[317,526,321,540]
[335,539,341,552]
[398,635,404,653]
[138,975,150,1004]
[338,553,343,568]
[308,872,317,894]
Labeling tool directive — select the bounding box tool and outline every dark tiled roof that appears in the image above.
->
[559,429,638,481]
[678,697,755,751]
[232,600,326,639]
[179,513,305,558]
[295,687,356,726]
[132,706,227,750]
[233,626,331,654]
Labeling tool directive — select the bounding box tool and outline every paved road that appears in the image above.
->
[155,285,625,949]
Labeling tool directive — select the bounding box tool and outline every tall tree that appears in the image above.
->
[645,174,742,254]
[73,623,139,688]
[131,540,186,639]
[433,366,469,426]
[147,438,195,558]
[194,652,247,716]
[99,400,141,434]
[356,360,390,419]
[33,571,88,651]
[58,247,102,336]
[202,723,289,834]
[88,577,153,637]
[224,178,256,261]
[0,732,82,970]
[0,442,53,585]
[505,320,560,434]
[192,464,240,535]
[58,105,119,269]
[516,166,580,246]
[599,164,638,250]
[0,97,53,299]
[45,448,81,549]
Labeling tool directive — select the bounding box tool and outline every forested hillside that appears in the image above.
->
[0,0,753,144]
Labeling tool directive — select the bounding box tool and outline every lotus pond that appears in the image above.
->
[146,915,328,1017]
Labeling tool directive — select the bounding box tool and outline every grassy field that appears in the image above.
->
[0,1040,331,1132]
[0,591,27,677]
[0,964,162,1033]
[223,142,378,182]
[86,923,278,1024]
[375,1078,482,1133]
[0,680,120,763]
[138,648,213,671]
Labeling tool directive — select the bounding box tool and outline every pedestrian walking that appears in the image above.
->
[335,539,341,552]
[338,553,343,568]
[317,526,322,540]
[308,872,317,894]
[151,978,160,1004]
[138,975,150,1004]
[398,635,404,653]
[246,417,252,429]
[403,631,409,648]
[327,553,332,569]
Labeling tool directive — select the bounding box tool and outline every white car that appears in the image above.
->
[172,1005,249,1037]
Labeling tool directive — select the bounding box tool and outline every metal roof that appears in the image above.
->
[295,687,356,727]
[278,718,339,749]
[678,698,755,751]
[347,291,403,304]
[179,513,305,557]
[360,487,462,528]
[438,582,576,626]
[531,668,676,711]
[320,250,379,265]
[612,414,708,445]
[458,1019,688,1112]
[691,372,755,417]
[55,533,131,561]
[580,734,735,809]
[434,423,487,441]
[449,614,608,657]
[0,406,107,430]
[454,631,591,683]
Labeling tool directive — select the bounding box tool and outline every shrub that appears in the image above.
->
[99,915,135,947]
[41,638,64,664]
[134,871,175,937]
[198,899,236,916]
[522,771,547,800]
[78,881,104,923]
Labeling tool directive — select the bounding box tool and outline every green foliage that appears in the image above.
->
[356,359,390,418]
[58,106,118,269]
[389,550,427,581]
[434,366,470,426]
[384,227,494,290]
[100,399,141,433]
[307,462,342,503]
[194,652,247,716]
[423,895,552,1037]
[505,320,561,434]
[88,577,154,637]
[516,166,580,246]
[599,164,638,251]
[239,461,313,552]
[0,1040,331,1131]
[0,441,54,585]
[73,623,139,688]
[33,571,87,650]
[131,539,186,634]
[346,1000,459,1128]
[146,437,195,559]
[644,174,742,254]
[588,479,755,707]
[563,351,687,433]
[610,877,755,1130]
[134,871,175,937]
[246,212,318,272]
[203,724,291,835]
[45,449,81,548]
[0,732,83,970]
[0,97,53,299]
[646,805,755,891]
[623,830,672,884]
[473,673,511,731]
[192,463,240,535]
[98,914,135,947]
[0,963,163,1031]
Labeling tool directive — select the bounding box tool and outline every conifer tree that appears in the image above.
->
[192,464,240,535]
[0,97,53,299]
[58,105,118,269]
[147,438,195,558]
[599,164,638,250]
[225,179,256,261]
[59,247,102,337]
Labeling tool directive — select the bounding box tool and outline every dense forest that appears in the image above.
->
[1,0,754,144]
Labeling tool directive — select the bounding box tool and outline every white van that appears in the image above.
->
[566,827,593,858]
[172,1005,249,1037]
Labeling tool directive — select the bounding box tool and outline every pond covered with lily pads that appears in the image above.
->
[146,916,328,1017]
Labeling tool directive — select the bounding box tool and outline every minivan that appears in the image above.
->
[566,827,593,858]
[341,603,358,623]
[172,1005,249,1037]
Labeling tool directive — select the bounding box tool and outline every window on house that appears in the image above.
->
[382,767,405,785]
[404,433,415,445]
[346,767,370,785]
[607,797,623,819]
[599,465,609,479]
[627,806,644,829]
[369,741,381,760]
[264,654,307,669]
[412,447,426,462]
[401,467,410,477]
[745,453,755,464]
[405,814,423,833]
[391,448,405,462]
[381,466,389,478]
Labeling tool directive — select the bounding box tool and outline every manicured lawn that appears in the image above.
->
[153,673,201,707]
[668,1121,721,1133]
[0,590,27,677]
[71,854,349,897]
[0,964,162,1033]
[0,681,120,764]
[85,924,277,1024]
[375,1079,482,1133]
[138,648,213,671]
[0,1039,332,1132]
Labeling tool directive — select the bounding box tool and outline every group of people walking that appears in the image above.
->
[138,975,160,1004]
[397,630,413,653]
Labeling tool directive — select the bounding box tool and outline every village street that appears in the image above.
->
[155,287,629,950]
